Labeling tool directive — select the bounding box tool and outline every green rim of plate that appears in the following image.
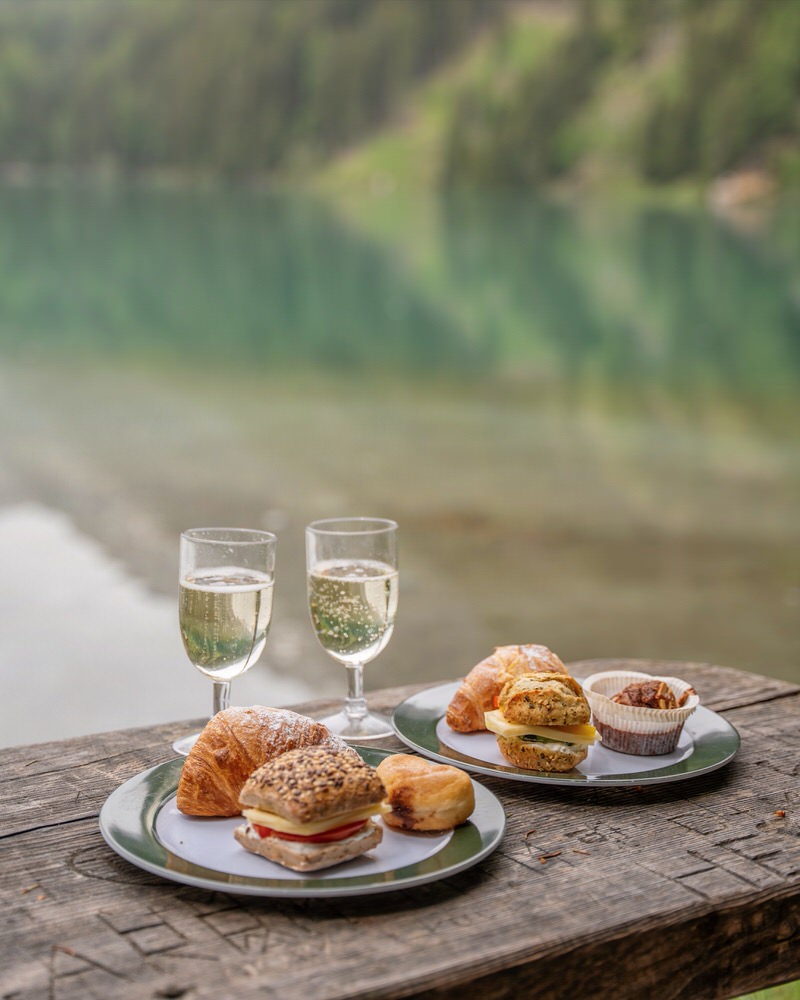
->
[99,746,506,897]
[392,682,740,787]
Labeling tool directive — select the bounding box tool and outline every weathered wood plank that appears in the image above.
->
[2,660,798,1000]
[406,887,800,1000]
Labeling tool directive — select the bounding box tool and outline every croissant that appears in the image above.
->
[176,705,345,816]
[445,644,570,733]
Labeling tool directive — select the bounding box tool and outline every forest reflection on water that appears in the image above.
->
[0,182,797,741]
[2,185,799,407]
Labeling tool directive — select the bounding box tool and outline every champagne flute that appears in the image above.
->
[173,527,277,756]
[306,517,398,741]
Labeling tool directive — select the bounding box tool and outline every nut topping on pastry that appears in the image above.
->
[611,680,690,710]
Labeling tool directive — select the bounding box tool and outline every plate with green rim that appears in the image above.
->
[99,746,506,898]
[392,681,740,787]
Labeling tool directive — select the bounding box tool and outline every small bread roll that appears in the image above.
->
[498,673,590,727]
[376,754,475,832]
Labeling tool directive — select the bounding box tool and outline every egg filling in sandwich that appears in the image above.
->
[484,672,598,772]
[234,744,389,872]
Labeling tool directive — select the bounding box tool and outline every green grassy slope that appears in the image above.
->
[740,985,800,1000]
[316,2,573,198]
[316,0,800,202]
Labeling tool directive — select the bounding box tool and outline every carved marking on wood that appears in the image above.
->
[201,909,263,942]
[49,942,130,984]
[126,925,186,956]
[98,909,165,935]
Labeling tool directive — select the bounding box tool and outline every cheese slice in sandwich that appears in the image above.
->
[242,801,391,837]
[485,709,598,746]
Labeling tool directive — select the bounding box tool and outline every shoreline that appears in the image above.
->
[0,503,318,748]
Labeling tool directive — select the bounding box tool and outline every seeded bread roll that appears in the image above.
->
[498,673,590,728]
[238,745,386,823]
[376,754,475,832]
[496,736,588,772]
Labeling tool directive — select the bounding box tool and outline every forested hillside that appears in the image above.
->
[0,0,496,176]
[439,0,800,193]
[0,0,798,194]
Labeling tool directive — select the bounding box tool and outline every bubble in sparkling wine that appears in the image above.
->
[308,558,398,665]
[179,567,274,680]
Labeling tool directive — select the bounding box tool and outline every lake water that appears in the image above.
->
[0,183,798,745]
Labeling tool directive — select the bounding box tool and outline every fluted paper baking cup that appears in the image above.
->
[581,670,699,755]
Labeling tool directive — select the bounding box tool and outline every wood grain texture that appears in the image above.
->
[2,660,798,1000]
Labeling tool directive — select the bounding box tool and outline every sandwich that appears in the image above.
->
[234,745,389,872]
[484,672,598,772]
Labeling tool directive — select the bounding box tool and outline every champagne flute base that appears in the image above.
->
[172,732,200,757]
[313,708,395,742]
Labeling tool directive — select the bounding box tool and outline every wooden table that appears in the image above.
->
[3,659,799,1000]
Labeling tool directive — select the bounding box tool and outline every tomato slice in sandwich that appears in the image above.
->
[252,819,369,843]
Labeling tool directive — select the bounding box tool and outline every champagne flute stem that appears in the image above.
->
[212,680,231,717]
[344,663,368,722]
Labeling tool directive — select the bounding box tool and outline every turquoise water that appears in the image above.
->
[0,183,797,691]
[1,187,798,404]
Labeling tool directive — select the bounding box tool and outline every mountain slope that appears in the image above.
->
[318,0,800,200]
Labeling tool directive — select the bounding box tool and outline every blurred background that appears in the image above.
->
[0,0,798,746]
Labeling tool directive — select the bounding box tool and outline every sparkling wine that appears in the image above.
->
[308,558,398,665]
[179,567,274,680]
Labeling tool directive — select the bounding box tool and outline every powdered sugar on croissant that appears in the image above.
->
[176,705,349,816]
[445,644,570,733]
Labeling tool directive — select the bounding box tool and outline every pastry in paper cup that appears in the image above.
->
[581,670,699,756]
